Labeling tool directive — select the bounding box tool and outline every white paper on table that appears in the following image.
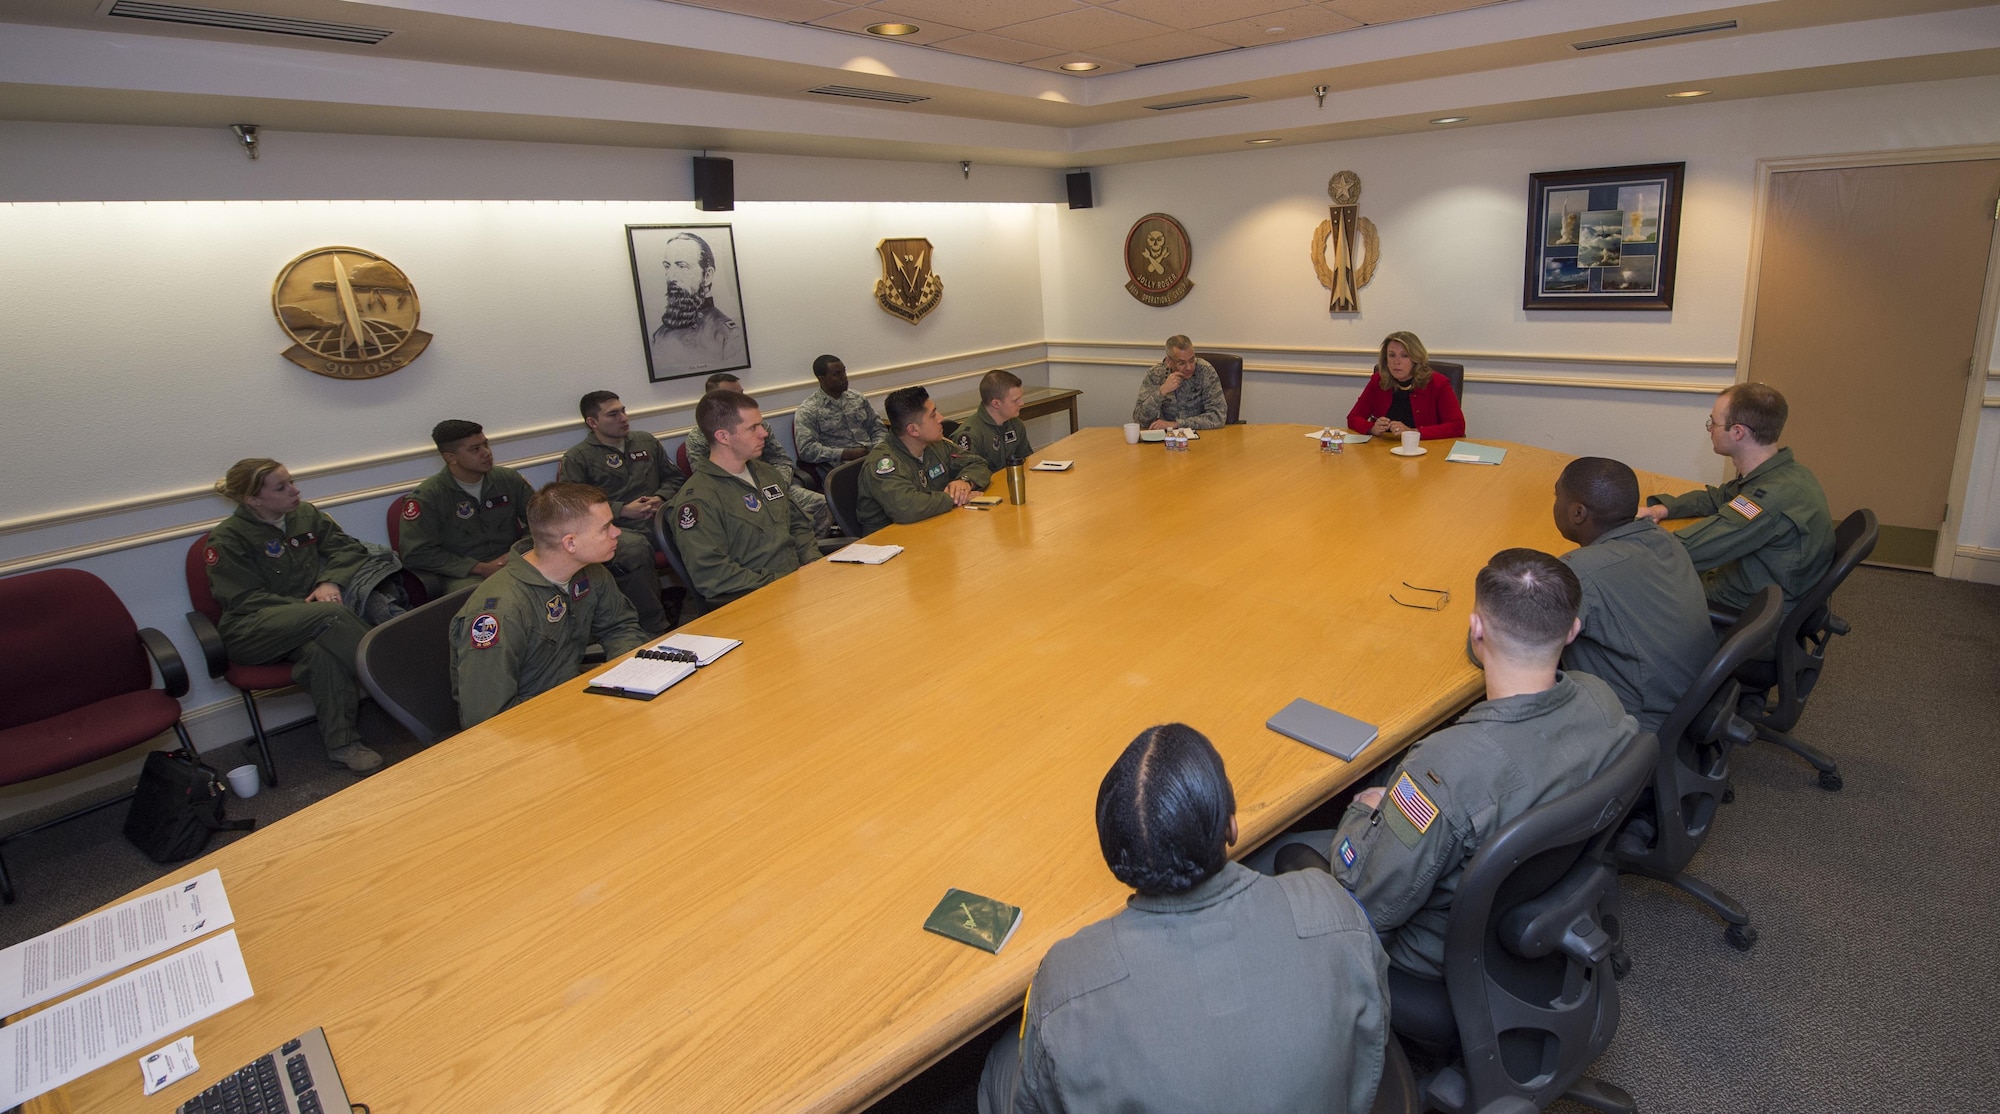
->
[0,930,255,1109]
[654,632,741,665]
[1030,460,1073,471]
[0,868,235,1017]
[828,543,904,565]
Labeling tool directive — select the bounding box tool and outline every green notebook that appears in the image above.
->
[923,888,1022,954]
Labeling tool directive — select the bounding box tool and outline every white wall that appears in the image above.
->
[1040,75,2000,536]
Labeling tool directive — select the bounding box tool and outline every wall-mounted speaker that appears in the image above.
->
[1066,170,1093,210]
[694,156,735,211]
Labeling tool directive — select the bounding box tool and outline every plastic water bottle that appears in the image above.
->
[1319,428,1335,454]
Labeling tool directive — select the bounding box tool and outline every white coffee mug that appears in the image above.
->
[1400,429,1421,453]
[1122,422,1141,445]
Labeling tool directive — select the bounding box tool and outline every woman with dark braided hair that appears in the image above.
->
[980,723,1392,1114]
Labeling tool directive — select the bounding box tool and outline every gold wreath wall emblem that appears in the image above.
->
[1311,217,1379,291]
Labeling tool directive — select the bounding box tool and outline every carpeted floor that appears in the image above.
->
[3,567,1994,1112]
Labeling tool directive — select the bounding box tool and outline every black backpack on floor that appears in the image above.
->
[122,748,256,864]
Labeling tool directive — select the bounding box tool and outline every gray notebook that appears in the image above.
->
[1266,699,1379,762]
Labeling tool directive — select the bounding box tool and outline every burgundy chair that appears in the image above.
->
[675,441,693,479]
[0,569,192,903]
[184,534,288,788]
[383,493,431,607]
[1194,351,1246,424]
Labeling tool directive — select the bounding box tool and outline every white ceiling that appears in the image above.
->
[0,0,1996,167]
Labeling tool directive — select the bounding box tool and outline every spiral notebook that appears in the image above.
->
[586,633,741,699]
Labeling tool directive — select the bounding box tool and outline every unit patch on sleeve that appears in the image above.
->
[1727,494,1763,520]
[469,613,499,648]
[401,501,422,521]
[678,503,698,530]
[204,546,219,566]
[874,457,896,476]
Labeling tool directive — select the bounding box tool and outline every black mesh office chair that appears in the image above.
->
[1194,351,1246,424]
[1615,585,1781,950]
[1724,508,1877,791]
[826,459,866,538]
[1402,732,1653,1114]
[648,509,716,621]
[354,586,474,746]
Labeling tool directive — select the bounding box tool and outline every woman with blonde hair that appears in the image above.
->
[1345,331,1465,442]
[205,458,402,772]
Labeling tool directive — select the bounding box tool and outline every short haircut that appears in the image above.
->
[1475,548,1582,654]
[1096,723,1235,896]
[526,482,608,550]
[885,386,930,434]
[812,354,843,378]
[431,419,483,452]
[1558,457,1640,528]
[1720,382,1788,445]
[694,388,758,440]
[1375,330,1435,391]
[214,458,285,504]
[1165,334,1193,353]
[579,391,620,421]
[704,372,741,393]
[663,231,716,273]
[978,369,1022,406]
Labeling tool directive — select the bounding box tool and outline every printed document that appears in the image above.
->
[0,869,234,1016]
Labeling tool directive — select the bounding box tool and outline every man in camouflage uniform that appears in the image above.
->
[1643,381,1833,616]
[558,390,679,634]
[396,419,535,597]
[857,386,993,535]
[450,483,647,729]
[1131,334,1227,430]
[685,372,833,536]
[1272,550,1636,1004]
[954,369,1035,472]
[793,354,886,468]
[672,389,819,605]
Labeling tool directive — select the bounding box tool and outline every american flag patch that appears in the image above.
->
[1390,772,1439,834]
[1337,838,1357,867]
[1727,494,1762,520]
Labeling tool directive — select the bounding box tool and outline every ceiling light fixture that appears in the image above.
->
[1247,138,1279,145]
[1060,61,1099,72]
[1572,19,1736,51]
[865,22,919,36]
[1666,89,1712,98]
[1429,116,1468,125]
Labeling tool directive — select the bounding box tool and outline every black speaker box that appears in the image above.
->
[694,156,735,211]
[1066,170,1093,210]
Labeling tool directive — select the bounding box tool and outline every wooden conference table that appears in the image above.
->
[30,426,1685,1113]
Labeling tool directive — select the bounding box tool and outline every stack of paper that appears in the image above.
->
[1445,441,1508,465]
[829,543,904,564]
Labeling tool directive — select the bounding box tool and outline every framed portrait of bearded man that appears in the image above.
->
[624,224,752,382]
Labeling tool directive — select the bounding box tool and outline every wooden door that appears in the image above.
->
[1747,160,2000,567]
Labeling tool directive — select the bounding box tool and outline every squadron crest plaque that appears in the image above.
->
[874,238,944,324]
[1123,214,1194,307]
[271,246,431,378]
[1310,171,1379,313]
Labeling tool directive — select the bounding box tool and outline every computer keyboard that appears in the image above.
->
[177,1027,351,1114]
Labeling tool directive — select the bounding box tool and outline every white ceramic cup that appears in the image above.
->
[225,763,261,799]
[1122,422,1141,445]
[1400,429,1421,453]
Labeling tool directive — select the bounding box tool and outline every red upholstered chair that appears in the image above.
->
[383,493,431,607]
[184,534,288,788]
[675,441,693,479]
[0,569,193,903]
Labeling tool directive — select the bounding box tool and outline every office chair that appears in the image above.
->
[0,569,194,903]
[184,533,289,787]
[1400,731,1653,1114]
[1194,351,1247,424]
[675,441,693,479]
[941,418,961,440]
[1724,508,1878,791]
[382,493,433,607]
[1614,585,1781,950]
[825,459,866,538]
[1430,360,1467,401]
[647,509,716,621]
[354,586,475,746]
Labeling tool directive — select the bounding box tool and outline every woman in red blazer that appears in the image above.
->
[1345,331,1465,441]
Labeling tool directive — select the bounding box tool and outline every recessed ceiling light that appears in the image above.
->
[1666,89,1712,98]
[1429,116,1468,125]
[1246,137,1280,145]
[865,22,920,36]
[1060,61,1099,72]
